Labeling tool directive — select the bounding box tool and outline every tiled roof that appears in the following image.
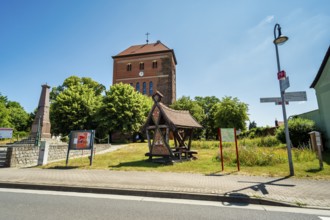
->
[159,103,203,129]
[115,41,171,56]
[113,41,177,64]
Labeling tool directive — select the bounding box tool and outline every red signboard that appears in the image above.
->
[76,132,89,149]
[277,70,286,80]
[67,130,95,166]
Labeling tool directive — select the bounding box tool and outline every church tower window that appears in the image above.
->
[136,82,140,92]
[152,60,158,69]
[139,62,144,70]
[143,82,146,94]
[149,81,153,95]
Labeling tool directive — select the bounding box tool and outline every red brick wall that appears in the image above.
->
[112,52,176,105]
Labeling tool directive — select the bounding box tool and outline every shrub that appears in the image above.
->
[239,126,276,139]
[61,136,69,143]
[13,131,29,140]
[276,117,316,148]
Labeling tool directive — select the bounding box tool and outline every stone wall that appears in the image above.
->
[5,144,111,168]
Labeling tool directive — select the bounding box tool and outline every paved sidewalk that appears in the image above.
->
[0,167,329,209]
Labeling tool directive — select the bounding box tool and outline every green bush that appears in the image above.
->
[13,131,29,139]
[61,136,69,143]
[276,117,316,148]
[239,126,275,139]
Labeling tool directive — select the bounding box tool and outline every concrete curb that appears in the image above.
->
[0,181,295,208]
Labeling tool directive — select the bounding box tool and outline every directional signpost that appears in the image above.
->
[260,97,282,103]
[284,91,307,102]
[260,91,307,104]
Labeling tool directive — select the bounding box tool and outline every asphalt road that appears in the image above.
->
[0,188,329,220]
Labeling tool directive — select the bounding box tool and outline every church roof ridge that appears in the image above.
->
[113,41,177,64]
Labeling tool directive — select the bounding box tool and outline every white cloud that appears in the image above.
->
[258,15,274,27]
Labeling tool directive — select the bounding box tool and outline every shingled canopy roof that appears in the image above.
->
[158,102,202,129]
[142,92,202,132]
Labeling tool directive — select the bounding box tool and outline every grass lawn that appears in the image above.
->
[43,142,330,179]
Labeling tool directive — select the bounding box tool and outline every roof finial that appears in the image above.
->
[146,32,150,44]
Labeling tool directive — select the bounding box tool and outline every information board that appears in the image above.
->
[69,130,94,150]
[218,128,240,171]
[0,128,13,139]
[220,128,235,142]
[66,130,95,166]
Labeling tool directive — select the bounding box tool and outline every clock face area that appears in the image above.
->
[139,71,144,77]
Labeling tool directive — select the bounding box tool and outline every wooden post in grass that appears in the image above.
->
[218,128,224,171]
[219,128,240,172]
[234,128,240,171]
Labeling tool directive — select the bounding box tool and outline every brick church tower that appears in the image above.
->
[112,40,177,105]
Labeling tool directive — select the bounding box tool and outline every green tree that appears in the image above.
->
[249,121,257,130]
[96,83,153,138]
[7,101,30,131]
[50,76,105,135]
[0,100,11,128]
[195,96,220,139]
[276,117,316,148]
[212,96,249,133]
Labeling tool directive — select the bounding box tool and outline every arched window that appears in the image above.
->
[143,82,146,94]
[136,82,140,92]
[149,81,153,95]
[127,63,132,71]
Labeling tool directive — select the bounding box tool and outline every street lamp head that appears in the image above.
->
[274,23,289,45]
[274,35,289,45]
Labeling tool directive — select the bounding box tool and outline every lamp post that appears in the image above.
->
[273,23,294,176]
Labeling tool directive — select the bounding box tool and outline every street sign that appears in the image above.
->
[261,91,307,104]
[260,97,282,103]
[280,77,290,91]
[284,91,307,102]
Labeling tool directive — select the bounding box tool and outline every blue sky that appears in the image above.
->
[0,0,329,127]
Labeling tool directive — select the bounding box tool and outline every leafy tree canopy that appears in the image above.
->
[194,96,220,139]
[96,83,153,136]
[212,96,249,131]
[7,101,30,131]
[194,96,220,115]
[50,76,105,101]
[0,93,30,131]
[249,121,257,130]
[50,76,105,135]
[0,101,11,128]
